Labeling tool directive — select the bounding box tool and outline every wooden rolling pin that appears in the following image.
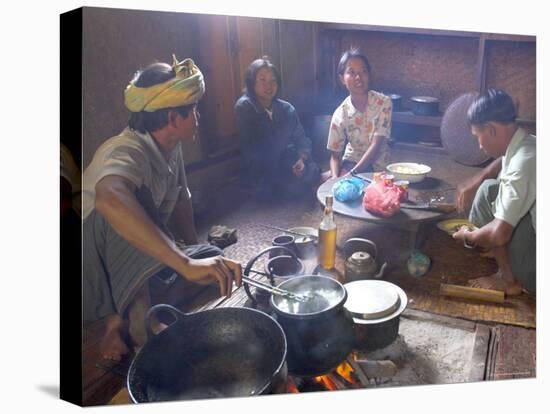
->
[439,283,505,303]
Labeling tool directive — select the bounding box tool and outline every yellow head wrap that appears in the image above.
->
[124,55,205,112]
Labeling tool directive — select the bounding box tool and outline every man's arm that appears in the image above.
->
[95,175,241,296]
[168,194,198,245]
[453,218,514,250]
[456,157,502,214]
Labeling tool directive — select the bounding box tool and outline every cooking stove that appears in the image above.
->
[243,281,399,393]
[284,355,395,393]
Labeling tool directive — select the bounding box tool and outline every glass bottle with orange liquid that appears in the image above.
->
[318,194,337,269]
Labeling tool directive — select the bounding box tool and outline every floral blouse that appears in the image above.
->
[327,90,392,171]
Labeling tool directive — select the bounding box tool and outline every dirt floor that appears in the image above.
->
[191,144,536,380]
[82,145,536,406]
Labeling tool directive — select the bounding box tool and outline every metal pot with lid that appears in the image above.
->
[344,280,408,351]
[271,275,356,377]
[410,96,440,116]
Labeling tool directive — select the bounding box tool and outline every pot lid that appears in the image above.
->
[344,280,408,323]
[411,96,439,103]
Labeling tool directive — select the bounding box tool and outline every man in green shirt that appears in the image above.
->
[82,56,242,360]
[453,89,536,296]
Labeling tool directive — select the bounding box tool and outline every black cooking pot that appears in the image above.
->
[410,96,440,116]
[344,280,408,351]
[271,275,356,377]
[127,305,288,403]
[388,94,402,112]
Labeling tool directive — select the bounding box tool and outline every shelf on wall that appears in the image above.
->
[484,33,536,43]
[391,140,447,156]
[319,22,535,43]
[392,111,442,127]
[319,23,481,38]
[516,118,536,127]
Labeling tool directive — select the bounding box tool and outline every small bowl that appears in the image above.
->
[264,255,305,286]
[288,227,318,259]
[386,162,431,183]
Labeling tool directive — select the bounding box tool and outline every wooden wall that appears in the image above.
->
[485,41,536,120]
[82,7,200,167]
[337,31,479,111]
[82,9,318,166]
[80,8,536,198]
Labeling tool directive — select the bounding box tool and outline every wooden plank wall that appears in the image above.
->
[81,8,536,189]
[196,14,238,155]
[82,7,200,167]
[279,20,317,117]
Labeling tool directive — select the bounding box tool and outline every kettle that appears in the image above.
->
[344,238,388,281]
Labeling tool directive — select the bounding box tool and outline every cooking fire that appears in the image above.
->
[287,356,397,393]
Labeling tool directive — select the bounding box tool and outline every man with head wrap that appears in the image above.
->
[82,56,242,361]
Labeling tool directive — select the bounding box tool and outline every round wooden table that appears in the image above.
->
[317,173,455,249]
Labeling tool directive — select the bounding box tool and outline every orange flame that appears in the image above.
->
[287,379,299,393]
[336,361,359,385]
[313,375,339,391]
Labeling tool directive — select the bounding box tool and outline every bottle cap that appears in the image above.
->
[325,194,334,207]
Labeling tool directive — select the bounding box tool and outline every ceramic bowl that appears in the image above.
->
[288,227,318,259]
[386,162,431,183]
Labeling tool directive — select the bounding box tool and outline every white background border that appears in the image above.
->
[1,1,546,413]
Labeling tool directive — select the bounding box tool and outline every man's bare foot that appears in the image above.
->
[467,272,523,296]
[100,315,130,361]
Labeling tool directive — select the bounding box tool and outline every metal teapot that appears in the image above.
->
[344,238,388,281]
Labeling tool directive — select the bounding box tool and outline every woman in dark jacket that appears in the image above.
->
[234,57,320,199]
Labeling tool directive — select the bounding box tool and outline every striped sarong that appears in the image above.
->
[82,209,222,321]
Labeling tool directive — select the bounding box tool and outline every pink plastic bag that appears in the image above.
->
[362,180,404,217]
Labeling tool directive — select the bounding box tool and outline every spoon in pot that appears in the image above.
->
[241,275,312,303]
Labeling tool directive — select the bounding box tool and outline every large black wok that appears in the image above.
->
[127,305,287,403]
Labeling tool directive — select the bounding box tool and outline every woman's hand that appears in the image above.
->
[320,170,332,183]
[292,158,305,178]
[180,256,242,297]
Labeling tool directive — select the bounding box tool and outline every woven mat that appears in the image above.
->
[337,218,535,329]
[197,186,536,329]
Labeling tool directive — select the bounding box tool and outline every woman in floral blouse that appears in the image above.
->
[326,49,392,178]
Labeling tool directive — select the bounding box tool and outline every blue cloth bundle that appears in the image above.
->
[332,177,364,202]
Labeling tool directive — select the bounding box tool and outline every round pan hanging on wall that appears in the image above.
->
[440,92,492,166]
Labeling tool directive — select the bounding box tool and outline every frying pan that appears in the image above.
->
[127,305,287,402]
